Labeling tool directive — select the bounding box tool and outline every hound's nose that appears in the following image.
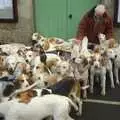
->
[29,71,33,76]
[95,65,99,68]
[26,59,29,63]
[44,81,48,86]
[8,68,14,74]
[26,84,29,87]
[115,55,117,58]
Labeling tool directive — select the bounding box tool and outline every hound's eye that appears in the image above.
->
[41,39,44,42]
[38,77,41,80]
[20,80,24,83]
[29,55,32,57]
[36,66,40,69]
[63,66,66,69]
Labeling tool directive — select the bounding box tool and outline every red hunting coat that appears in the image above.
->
[76,8,114,44]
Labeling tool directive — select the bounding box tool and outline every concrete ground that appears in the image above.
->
[75,80,120,120]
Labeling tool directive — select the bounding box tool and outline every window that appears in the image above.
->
[0,0,18,22]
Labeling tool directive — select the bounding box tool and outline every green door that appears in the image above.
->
[34,0,100,40]
[34,0,67,39]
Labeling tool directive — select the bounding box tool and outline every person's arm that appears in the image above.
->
[76,15,88,41]
[104,17,114,40]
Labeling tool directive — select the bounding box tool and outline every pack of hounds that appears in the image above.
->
[0,32,119,120]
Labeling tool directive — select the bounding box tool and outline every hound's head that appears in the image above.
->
[31,62,45,77]
[91,53,102,68]
[31,63,49,87]
[32,32,46,48]
[32,32,44,41]
[55,60,71,76]
[106,49,116,59]
[74,55,90,66]
[3,74,30,97]
[25,50,34,63]
[5,55,17,73]
[15,74,30,89]
[32,73,48,88]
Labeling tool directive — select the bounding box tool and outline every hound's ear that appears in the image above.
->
[35,33,42,40]
[17,49,25,57]
[13,80,21,89]
[83,57,88,65]
[32,40,37,46]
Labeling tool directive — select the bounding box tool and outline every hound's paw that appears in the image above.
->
[101,91,105,96]
[111,84,115,88]
[89,88,93,94]
[76,111,82,117]
[83,93,87,99]
[116,81,120,85]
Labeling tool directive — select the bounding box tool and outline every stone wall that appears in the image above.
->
[0,0,34,45]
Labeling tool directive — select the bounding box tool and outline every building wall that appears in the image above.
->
[0,0,34,45]
[0,0,119,44]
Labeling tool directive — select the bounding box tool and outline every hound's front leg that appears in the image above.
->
[82,79,88,99]
[90,67,94,94]
[76,99,83,116]
[108,69,115,88]
[114,67,119,85]
[70,93,82,116]
[100,67,106,96]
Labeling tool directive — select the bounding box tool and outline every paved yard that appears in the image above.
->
[75,83,120,120]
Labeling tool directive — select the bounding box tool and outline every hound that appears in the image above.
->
[4,95,78,120]
[89,49,114,96]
